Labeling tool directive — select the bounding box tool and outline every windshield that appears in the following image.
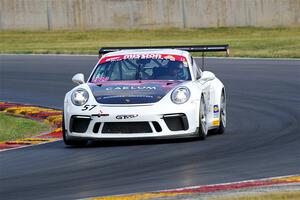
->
[89,54,191,83]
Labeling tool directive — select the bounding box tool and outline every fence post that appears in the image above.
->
[47,1,52,30]
[181,0,186,28]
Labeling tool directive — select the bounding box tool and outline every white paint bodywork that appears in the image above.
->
[64,49,225,140]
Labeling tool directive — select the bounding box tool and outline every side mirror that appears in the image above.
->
[72,73,85,85]
[201,71,215,81]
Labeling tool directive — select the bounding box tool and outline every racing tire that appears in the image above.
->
[62,112,88,146]
[198,95,208,140]
[212,90,226,135]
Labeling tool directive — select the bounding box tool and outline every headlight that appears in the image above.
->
[71,88,89,106]
[171,87,190,104]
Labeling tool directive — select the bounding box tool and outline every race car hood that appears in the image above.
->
[88,80,183,104]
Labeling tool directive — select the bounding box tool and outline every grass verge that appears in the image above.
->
[1,27,300,58]
[0,112,51,142]
[210,190,300,200]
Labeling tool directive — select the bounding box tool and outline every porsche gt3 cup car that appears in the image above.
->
[63,45,228,146]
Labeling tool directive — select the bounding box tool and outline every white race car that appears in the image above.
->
[63,45,228,146]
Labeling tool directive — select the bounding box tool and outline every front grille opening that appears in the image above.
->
[152,121,162,132]
[102,122,152,134]
[164,114,189,131]
[93,122,101,133]
[70,116,91,133]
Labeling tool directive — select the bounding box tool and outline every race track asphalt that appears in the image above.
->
[0,55,299,200]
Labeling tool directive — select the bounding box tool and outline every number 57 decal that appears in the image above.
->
[82,105,97,111]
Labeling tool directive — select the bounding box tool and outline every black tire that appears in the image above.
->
[62,112,88,146]
[214,91,226,135]
[198,95,208,140]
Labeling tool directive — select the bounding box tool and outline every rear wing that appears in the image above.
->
[98,45,230,70]
[99,45,230,57]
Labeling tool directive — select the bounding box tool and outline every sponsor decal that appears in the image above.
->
[116,114,138,120]
[98,110,109,117]
[163,55,175,61]
[89,80,181,104]
[102,95,154,99]
[213,105,219,117]
[124,54,162,59]
[91,110,109,117]
[212,119,220,126]
[91,77,109,83]
[99,54,187,64]
[183,61,188,67]
[105,86,157,90]
[105,56,122,62]
[213,105,219,113]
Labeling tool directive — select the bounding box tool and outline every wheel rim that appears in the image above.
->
[220,94,226,127]
[200,99,208,135]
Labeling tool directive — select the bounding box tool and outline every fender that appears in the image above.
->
[208,78,225,126]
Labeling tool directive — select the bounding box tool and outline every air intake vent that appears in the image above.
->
[102,122,152,134]
[163,114,188,131]
[70,116,91,133]
[152,121,162,132]
[93,122,101,133]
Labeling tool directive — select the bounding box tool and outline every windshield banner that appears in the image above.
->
[99,54,187,64]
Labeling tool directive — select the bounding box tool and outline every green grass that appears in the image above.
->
[1,27,300,58]
[210,191,300,200]
[0,112,51,142]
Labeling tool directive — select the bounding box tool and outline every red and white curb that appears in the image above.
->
[0,102,62,152]
[89,174,300,200]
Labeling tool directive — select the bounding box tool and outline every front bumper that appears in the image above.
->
[64,101,200,140]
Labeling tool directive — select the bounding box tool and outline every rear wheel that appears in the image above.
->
[62,112,88,146]
[198,95,208,140]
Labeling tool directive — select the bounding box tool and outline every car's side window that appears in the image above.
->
[191,56,202,79]
[190,56,197,78]
[194,59,202,79]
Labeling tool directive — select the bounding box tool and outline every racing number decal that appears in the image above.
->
[82,105,97,111]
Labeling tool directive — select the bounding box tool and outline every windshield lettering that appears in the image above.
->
[106,86,157,90]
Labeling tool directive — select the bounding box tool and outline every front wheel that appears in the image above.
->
[198,95,208,140]
[62,112,88,146]
[214,91,226,134]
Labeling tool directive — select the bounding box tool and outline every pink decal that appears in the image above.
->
[99,54,187,64]
[92,77,110,83]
